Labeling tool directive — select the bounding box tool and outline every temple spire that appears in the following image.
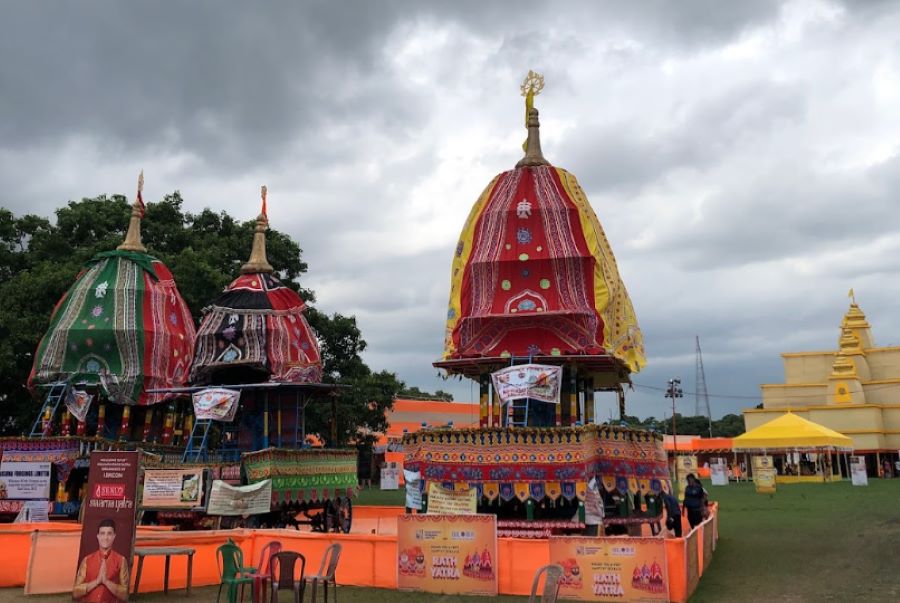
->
[117,170,147,252]
[516,71,549,168]
[241,186,274,274]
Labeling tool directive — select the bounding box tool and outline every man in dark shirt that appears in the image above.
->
[662,491,682,537]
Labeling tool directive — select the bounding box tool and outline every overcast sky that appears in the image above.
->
[3,0,900,420]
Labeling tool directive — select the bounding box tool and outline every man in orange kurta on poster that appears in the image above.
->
[72,519,130,602]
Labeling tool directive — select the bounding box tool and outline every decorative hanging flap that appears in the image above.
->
[499,483,515,502]
[529,482,546,501]
[491,364,563,404]
[545,481,561,500]
[65,389,93,423]
[483,482,500,501]
[514,482,530,502]
[561,482,577,500]
[192,388,240,422]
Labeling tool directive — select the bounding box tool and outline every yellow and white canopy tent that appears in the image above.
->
[733,413,853,483]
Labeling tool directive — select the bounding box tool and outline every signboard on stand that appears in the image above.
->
[73,451,139,603]
[381,464,400,490]
[710,459,728,486]
[850,456,868,486]
[0,461,52,499]
[397,514,497,596]
[549,537,669,602]
[752,456,776,494]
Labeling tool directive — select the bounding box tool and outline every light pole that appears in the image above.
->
[666,378,684,493]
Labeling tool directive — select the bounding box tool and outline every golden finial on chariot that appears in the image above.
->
[520,70,545,98]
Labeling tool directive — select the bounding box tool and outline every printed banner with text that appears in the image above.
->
[490,364,563,404]
[191,388,240,422]
[549,537,669,602]
[397,514,497,596]
[206,479,272,516]
[0,461,52,499]
[427,482,477,515]
[141,469,205,509]
[73,451,139,603]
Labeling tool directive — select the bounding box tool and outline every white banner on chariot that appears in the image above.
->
[490,364,563,404]
[191,388,240,421]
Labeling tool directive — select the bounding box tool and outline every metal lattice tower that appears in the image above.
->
[695,335,712,436]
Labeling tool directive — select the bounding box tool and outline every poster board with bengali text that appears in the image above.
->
[426,483,477,515]
[397,514,497,596]
[549,537,669,602]
[141,469,205,509]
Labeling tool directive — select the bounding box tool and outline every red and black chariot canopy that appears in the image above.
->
[190,209,322,385]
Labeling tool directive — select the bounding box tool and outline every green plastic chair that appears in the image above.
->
[217,540,255,603]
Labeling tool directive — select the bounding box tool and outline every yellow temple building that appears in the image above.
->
[743,295,900,474]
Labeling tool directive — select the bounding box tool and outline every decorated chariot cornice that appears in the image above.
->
[241,185,274,274]
[402,423,663,446]
[117,170,148,253]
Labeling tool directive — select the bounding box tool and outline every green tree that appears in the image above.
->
[0,195,399,441]
[397,385,454,401]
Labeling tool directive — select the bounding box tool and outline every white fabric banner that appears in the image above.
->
[206,479,272,516]
[490,364,563,404]
[192,388,240,422]
[404,470,422,510]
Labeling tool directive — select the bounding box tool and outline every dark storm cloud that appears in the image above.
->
[0,1,423,167]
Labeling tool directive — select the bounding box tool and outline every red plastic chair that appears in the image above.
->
[269,551,306,603]
[252,541,283,603]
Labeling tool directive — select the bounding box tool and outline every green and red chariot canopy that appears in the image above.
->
[29,250,195,405]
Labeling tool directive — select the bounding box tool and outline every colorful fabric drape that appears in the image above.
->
[443,165,645,372]
[191,272,322,384]
[242,447,357,503]
[29,251,195,405]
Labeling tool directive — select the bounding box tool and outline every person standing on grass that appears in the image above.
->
[682,474,708,530]
[659,489,682,538]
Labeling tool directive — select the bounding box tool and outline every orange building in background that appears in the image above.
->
[377,398,480,452]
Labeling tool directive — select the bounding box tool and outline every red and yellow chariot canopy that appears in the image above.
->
[443,164,645,372]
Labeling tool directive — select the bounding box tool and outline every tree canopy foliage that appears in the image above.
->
[0,195,401,444]
[618,413,746,438]
[397,386,454,401]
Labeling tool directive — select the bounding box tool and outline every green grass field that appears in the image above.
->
[4,480,900,602]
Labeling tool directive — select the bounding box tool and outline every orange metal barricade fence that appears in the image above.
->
[9,504,718,600]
